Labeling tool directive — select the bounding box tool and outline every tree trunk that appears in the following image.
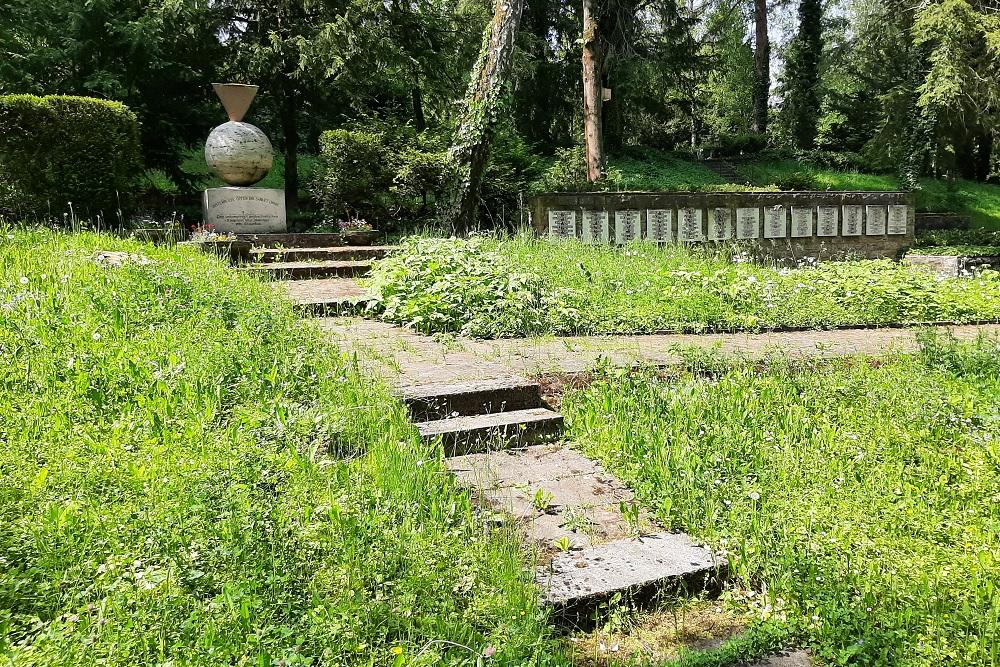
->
[752,0,770,136]
[582,0,603,181]
[412,84,426,132]
[974,131,994,182]
[445,0,525,233]
[281,84,299,214]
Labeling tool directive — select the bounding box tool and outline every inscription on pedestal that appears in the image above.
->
[646,209,673,243]
[582,210,610,244]
[548,210,576,238]
[203,187,286,233]
[736,208,760,240]
[817,206,839,237]
[678,208,704,242]
[615,210,642,244]
[765,206,786,239]
[709,208,733,241]
[866,206,887,235]
[888,205,908,235]
[843,206,863,236]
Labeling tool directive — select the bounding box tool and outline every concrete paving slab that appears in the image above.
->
[448,445,608,489]
[537,533,723,610]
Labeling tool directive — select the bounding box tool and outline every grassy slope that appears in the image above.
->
[738,160,1000,229]
[563,336,1000,666]
[0,230,557,666]
[607,153,732,192]
[369,236,1000,338]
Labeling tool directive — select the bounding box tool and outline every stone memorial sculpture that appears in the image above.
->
[202,84,287,234]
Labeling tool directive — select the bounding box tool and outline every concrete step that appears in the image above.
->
[237,233,343,247]
[416,408,563,455]
[448,444,657,549]
[402,378,544,421]
[248,260,371,279]
[537,533,724,618]
[448,444,725,620]
[252,245,396,263]
[280,277,375,314]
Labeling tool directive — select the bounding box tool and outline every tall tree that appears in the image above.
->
[783,0,823,149]
[752,0,770,135]
[582,0,603,180]
[445,0,525,232]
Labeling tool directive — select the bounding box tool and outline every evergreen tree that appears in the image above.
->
[782,0,823,149]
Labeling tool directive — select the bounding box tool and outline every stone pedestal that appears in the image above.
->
[202,187,286,233]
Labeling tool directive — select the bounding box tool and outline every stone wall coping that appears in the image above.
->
[530,190,912,197]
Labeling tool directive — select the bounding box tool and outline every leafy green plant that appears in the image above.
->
[367,236,579,338]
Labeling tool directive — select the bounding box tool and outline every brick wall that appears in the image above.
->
[528,191,916,260]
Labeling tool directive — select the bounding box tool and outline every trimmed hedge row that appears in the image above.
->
[0,95,141,220]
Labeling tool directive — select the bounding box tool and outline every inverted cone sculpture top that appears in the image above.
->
[212,83,258,122]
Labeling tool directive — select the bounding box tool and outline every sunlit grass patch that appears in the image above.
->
[0,229,559,665]
[561,334,1000,665]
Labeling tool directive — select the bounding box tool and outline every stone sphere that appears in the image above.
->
[205,121,273,186]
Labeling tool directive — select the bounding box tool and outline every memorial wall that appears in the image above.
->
[530,191,915,259]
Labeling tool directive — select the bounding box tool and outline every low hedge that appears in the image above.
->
[0,94,141,220]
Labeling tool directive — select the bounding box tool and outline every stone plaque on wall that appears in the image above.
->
[646,209,673,243]
[678,208,704,242]
[548,210,576,238]
[615,210,642,244]
[765,206,786,238]
[736,208,760,240]
[843,206,863,236]
[582,210,610,244]
[888,205,908,235]
[791,207,813,238]
[709,208,733,241]
[866,206,887,235]
[817,206,839,237]
[203,187,286,233]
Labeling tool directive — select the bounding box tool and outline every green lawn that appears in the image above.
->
[367,235,1000,338]
[562,334,1000,666]
[0,230,557,666]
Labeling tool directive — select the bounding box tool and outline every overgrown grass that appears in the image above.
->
[562,334,1000,665]
[367,235,1000,338]
[0,229,558,665]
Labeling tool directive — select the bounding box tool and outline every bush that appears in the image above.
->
[367,236,575,338]
[311,124,457,228]
[310,127,397,222]
[0,94,141,220]
[771,170,819,191]
[702,132,768,158]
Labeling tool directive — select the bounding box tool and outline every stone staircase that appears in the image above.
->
[702,159,743,183]
[315,319,727,622]
[238,234,390,314]
[394,371,724,621]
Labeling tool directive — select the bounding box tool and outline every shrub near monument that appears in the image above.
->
[0,95,141,219]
